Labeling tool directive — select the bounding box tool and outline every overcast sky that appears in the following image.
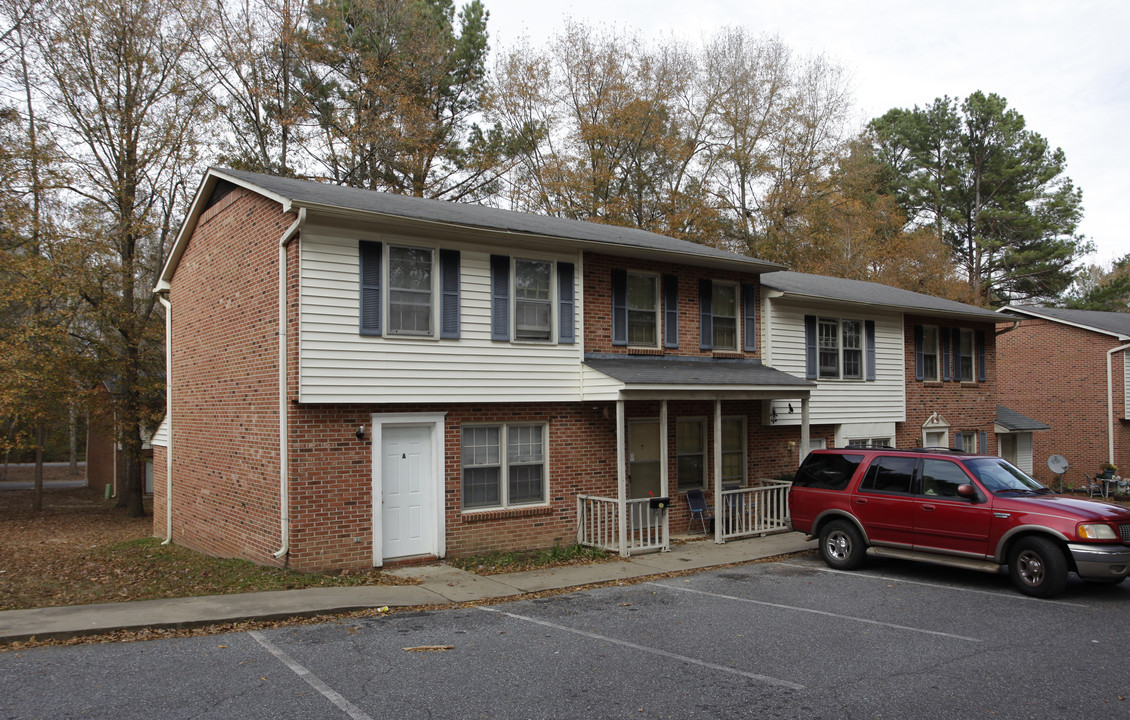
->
[480,0,1129,266]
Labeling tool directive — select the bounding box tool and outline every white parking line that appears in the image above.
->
[478,606,805,690]
[648,582,983,642]
[250,630,375,720]
[779,562,1088,607]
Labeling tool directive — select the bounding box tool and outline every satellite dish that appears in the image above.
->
[1047,455,1069,474]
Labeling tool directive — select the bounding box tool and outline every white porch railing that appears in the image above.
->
[718,482,792,541]
[576,495,668,555]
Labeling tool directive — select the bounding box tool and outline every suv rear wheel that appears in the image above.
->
[1008,536,1068,598]
[819,519,866,570]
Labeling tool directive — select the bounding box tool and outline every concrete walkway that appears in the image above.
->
[0,533,814,645]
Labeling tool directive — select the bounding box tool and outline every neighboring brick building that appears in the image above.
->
[152,168,1009,572]
[997,306,1130,486]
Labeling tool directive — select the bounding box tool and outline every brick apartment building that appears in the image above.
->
[152,168,1007,572]
[998,306,1130,486]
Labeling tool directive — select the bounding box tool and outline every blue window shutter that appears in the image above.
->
[558,262,575,344]
[699,279,713,351]
[359,240,382,336]
[979,430,988,454]
[663,275,679,349]
[913,325,924,381]
[439,249,460,339]
[952,328,961,382]
[490,254,510,341]
[611,268,628,346]
[976,330,986,382]
[941,329,951,381]
[954,433,964,451]
[804,315,817,380]
[742,284,757,352]
[865,320,876,381]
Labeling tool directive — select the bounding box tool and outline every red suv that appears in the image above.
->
[789,448,1130,597]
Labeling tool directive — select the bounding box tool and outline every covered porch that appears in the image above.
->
[577,355,813,556]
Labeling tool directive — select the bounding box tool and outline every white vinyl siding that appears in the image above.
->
[298,229,583,404]
[764,301,905,426]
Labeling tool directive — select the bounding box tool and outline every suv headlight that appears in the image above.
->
[1077,523,1118,540]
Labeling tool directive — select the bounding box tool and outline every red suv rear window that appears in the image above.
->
[793,453,864,491]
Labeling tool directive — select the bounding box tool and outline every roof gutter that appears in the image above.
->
[273,208,306,561]
[1107,343,1130,469]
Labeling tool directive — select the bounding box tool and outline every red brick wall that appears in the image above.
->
[162,187,292,565]
[997,317,1128,484]
[899,315,999,453]
[583,252,760,359]
[281,398,808,571]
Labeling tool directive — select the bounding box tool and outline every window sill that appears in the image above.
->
[711,351,744,359]
[461,505,553,523]
[627,347,664,355]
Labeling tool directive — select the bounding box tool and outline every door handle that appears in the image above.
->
[921,504,936,512]
[854,498,867,505]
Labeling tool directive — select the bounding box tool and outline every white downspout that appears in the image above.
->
[1106,343,1130,468]
[158,295,173,544]
[274,208,306,560]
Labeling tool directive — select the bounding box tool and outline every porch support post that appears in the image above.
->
[616,398,628,557]
[713,398,723,544]
[800,396,811,459]
[659,399,670,551]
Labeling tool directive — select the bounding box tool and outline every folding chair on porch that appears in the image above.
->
[685,489,711,535]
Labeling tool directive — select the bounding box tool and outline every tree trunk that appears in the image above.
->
[69,403,79,476]
[32,420,44,512]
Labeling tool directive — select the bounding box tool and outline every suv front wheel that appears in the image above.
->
[819,519,866,570]
[1008,536,1068,598]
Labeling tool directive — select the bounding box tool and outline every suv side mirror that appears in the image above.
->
[957,484,978,499]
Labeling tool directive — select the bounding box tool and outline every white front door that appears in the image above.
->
[380,425,434,560]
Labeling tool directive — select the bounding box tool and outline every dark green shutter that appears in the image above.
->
[663,275,679,349]
[805,315,817,380]
[699,279,713,351]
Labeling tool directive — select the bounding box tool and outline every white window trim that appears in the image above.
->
[921,325,941,382]
[512,257,557,344]
[815,316,865,381]
[721,415,747,488]
[385,243,438,339]
[676,417,707,490]
[958,328,975,383]
[461,422,551,511]
[712,281,740,352]
[627,270,661,349]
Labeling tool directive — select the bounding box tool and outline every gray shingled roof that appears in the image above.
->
[996,405,1050,432]
[584,354,812,389]
[761,271,1003,322]
[1002,305,1130,338]
[215,168,784,272]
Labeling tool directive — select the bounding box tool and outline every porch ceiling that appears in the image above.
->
[583,354,812,400]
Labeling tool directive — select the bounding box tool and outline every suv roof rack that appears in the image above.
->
[832,446,968,455]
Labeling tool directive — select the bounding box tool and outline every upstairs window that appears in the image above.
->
[514,259,552,341]
[958,328,974,382]
[627,273,659,347]
[360,241,458,339]
[388,246,433,336]
[919,325,939,381]
[712,283,738,351]
[807,316,872,381]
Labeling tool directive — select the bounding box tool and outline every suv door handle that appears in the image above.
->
[854,498,867,505]
[921,504,936,512]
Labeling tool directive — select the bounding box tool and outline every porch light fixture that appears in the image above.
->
[770,407,778,424]
[356,426,365,441]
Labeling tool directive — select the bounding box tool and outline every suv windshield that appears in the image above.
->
[964,458,1048,494]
